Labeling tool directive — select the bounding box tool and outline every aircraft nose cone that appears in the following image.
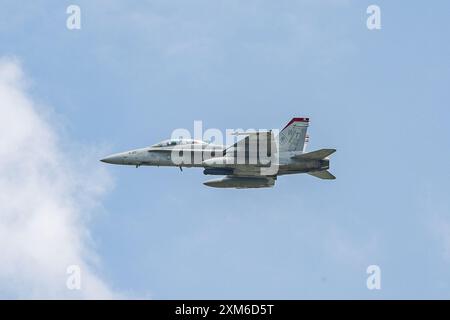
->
[100,156,113,164]
[100,154,121,164]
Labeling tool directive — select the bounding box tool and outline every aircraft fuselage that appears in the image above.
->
[100,146,329,176]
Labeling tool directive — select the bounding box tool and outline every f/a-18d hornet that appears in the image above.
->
[101,117,336,188]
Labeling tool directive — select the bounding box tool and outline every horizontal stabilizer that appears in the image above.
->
[292,148,336,160]
[308,170,336,180]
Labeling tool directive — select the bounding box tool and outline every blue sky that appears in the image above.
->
[0,0,449,299]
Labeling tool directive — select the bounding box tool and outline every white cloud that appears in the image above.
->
[0,57,117,299]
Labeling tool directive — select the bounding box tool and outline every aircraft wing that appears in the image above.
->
[224,130,276,159]
[291,148,336,160]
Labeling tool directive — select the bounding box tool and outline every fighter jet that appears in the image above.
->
[100,117,336,188]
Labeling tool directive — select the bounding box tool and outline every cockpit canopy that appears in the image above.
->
[151,139,208,148]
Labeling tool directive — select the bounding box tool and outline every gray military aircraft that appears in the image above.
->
[101,117,336,188]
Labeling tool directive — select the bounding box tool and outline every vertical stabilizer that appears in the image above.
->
[279,117,309,152]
